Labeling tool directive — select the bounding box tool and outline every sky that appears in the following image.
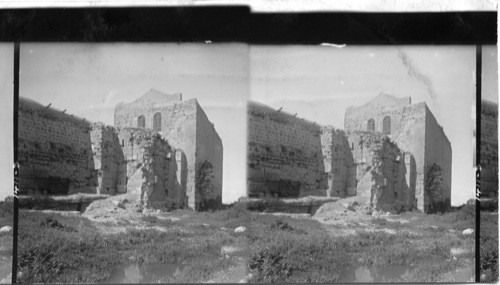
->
[250,45,488,206]
[483,46,498,104]
[0,44,13,201]
[0,44,497,206]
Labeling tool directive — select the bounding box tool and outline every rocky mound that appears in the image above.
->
[82,194,166,223]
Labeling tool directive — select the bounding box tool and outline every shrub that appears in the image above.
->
[196,161,220,210]
[481,245,498,282]
[438,204,475,230]
[39,216,77,232]
[425,163,446,213]
[140,215,159,224]
[249,246,293,282]
[0,200,13,218]
[270,219,294,231]
[480,213,499,282]
[371,217,388,226]
[209,202,254,228]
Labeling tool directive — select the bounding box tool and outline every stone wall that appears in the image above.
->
[344,94,412,133]
[156,99,197,208]
[320,126,356,197]
[424,106,452,211]
[114,89,184,130]
[195,102,223,209]
[247,101,325,197]
[481,100,498,199]
[18,98,98,195]
[117,128,182,209]
[170,150,188,208]
[90,123,127,195]
[348,131,415,212]
[386,103,428,211]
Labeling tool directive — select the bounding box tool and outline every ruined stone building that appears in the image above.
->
[480,100,498,200]
[345,93,452,212]
[114,89,223,209]
[18,89,223,211]
[247,93,452,213]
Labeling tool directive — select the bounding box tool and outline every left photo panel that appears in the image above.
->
[16,43,249,283]
[0,44,14,284]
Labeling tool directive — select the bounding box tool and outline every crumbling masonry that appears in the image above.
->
[18,89,222,211]
[247,93,452,213]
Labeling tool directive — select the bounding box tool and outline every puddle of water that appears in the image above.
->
[105,263,185,283]
[338,265,414,283]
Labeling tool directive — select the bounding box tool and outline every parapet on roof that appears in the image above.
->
[360,92,412,108]
[116,89,183,109]
[19,97,89,126]
[134,88,182,104]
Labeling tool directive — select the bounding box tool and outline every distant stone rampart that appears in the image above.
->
[18,98,97,195]
[247,101,325,197]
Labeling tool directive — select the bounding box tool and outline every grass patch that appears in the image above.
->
[480,211,498,282]
[0,200,13,282]
[17,201,477,283]
[18,214,122,283]
[435,204,475,231]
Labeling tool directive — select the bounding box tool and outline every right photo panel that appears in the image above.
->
[479,45,498,283]
[246,45,478,282]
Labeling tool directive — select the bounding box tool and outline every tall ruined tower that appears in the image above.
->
[344,93,452,212]
[114,89,223,210]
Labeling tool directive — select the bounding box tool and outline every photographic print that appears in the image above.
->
[11,43,497,284]
[0,7,497,285]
